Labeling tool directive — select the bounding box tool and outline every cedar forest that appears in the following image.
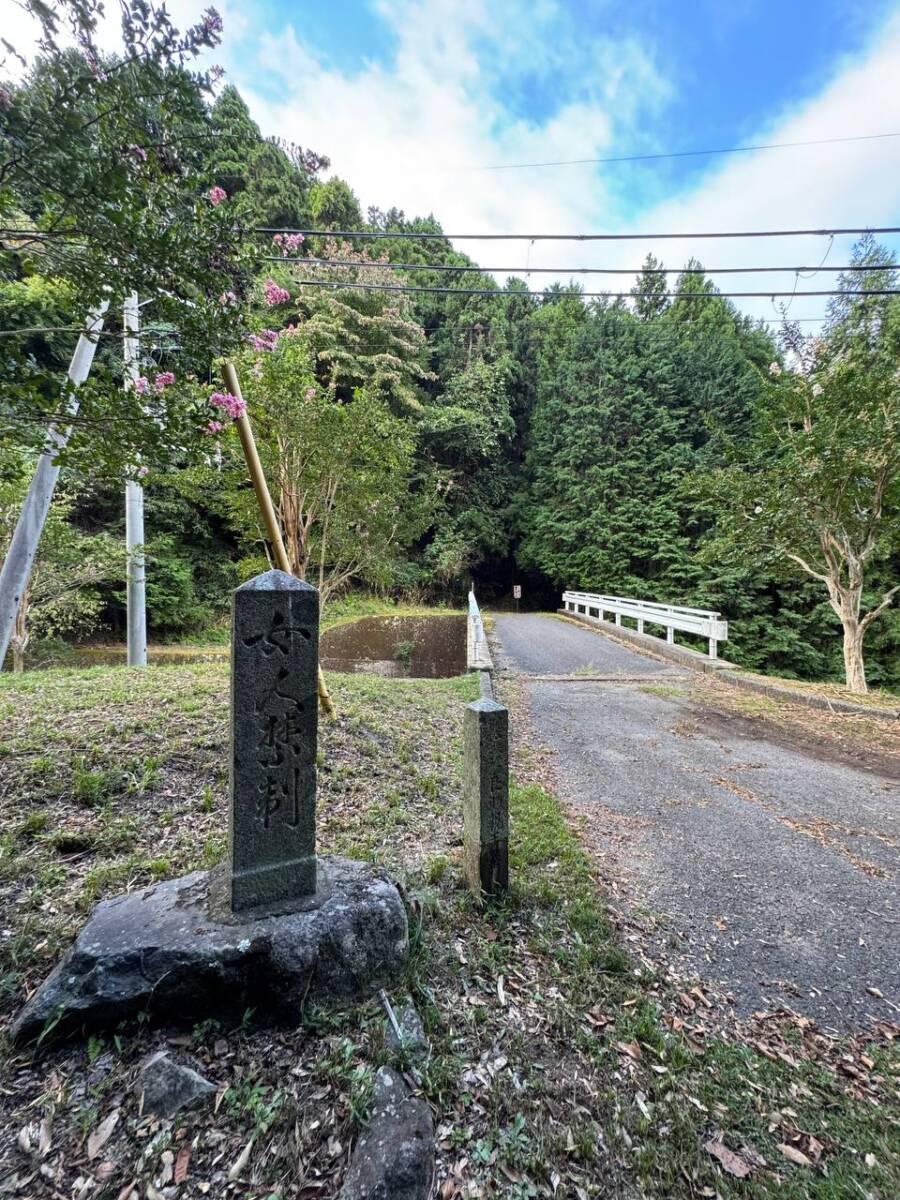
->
[1,16,898,692]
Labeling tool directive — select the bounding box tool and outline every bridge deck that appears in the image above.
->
[492,612,899,1032]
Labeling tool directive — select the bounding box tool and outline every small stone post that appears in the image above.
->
[229,570,319,912]
[463,698,509,898]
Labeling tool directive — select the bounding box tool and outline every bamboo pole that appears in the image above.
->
[222,360,336,719]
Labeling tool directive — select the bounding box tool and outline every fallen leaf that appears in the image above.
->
[38,1117,52,1158]
[87,1110,119,1161]
[174,1147,190,1184]
[704,1137,752,1178]
[806,1136,824,1163]
[227,1137,254,1181]
[497,975,506,1006]
[867,986,884,999]
[778,1143,812,1168]
[615,1040,641,1060]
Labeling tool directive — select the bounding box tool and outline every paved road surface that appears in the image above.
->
[493,613,899,1031]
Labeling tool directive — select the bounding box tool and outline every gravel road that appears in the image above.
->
[492,613,900,1031]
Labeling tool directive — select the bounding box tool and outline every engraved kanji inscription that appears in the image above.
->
[229,571,319,911]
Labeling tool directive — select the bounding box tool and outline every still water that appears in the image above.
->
[320,615,466,679]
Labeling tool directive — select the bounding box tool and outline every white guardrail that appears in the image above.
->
[467,589,493,670]
[562,591,728,659]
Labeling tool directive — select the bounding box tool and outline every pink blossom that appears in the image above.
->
[137,465,149,478]
[134,376,149,394]
[154,371,175,392]
[127,144,148,162]
[210,391,247,420]
[205,419,224,434]
[305,386,316,400]
[201,7,223,35]
[208,186,227,206]
[249,328,280,352]
[263,278,291,306]
[218,290,238,307]
[272,232,304,257]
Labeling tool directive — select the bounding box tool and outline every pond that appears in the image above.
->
[19,644,228,670]
[320,614,466,679]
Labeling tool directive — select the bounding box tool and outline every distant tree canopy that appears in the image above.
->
[1,31,896,687]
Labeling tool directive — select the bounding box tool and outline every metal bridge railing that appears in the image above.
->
[562,590,728,659]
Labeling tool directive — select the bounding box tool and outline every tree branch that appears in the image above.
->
[860,583,900,633]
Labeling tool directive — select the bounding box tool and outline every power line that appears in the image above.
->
[437,130,900,173]
[268,256,897,276]
[293,279,900,300]
[256,224,900,242]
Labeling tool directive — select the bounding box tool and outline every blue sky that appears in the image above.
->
[5,0,899,323]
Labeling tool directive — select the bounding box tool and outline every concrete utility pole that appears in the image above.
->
[123,292,147,667]
[0,305,108,670]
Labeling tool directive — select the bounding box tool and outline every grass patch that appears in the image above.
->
[0,652,896,1198]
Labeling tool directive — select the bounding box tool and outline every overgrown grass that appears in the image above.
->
[0,654,896,1197]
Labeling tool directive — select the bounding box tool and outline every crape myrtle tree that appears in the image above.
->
[0,0,256,468]
[186,333,425,603]
[698,302,899,694]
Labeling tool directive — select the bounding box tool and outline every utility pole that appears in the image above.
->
[123,292,147,667]
[0,305,108,670]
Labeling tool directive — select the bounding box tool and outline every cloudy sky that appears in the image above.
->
[6,0,900,325]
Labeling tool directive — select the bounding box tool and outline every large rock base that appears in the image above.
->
[13,856,408,1047]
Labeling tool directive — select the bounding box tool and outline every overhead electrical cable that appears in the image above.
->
[290,279,899,300]
[267,256,896,276]
[436,130,900,172]
[255,224,900,241]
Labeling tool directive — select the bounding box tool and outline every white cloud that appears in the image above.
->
[224,0,900,327]
[4,0,899,328]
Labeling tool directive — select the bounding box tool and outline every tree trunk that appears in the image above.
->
[842,617,867,694]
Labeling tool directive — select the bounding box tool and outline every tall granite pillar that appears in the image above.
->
[229,570,319,912]
[463,697,509,898]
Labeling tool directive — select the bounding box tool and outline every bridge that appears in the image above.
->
[490,607,898,1030]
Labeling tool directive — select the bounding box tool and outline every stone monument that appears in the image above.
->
[13,571,408,1047]
[229,571,318,911]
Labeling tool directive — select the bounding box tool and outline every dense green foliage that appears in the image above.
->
[1,10,897,686]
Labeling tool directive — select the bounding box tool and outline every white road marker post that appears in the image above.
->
[123,292,147,667]
[0,305,108,670]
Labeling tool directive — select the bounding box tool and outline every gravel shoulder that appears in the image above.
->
[492,613,900,1032]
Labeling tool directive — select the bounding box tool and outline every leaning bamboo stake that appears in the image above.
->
[222,360,336,719]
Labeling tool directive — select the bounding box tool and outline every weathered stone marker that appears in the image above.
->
[12,569,411,1047]
[463,697,509,898]
[230,570,319,911]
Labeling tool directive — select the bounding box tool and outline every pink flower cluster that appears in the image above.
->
[272,233,304,257]
[134,372,175,395]
[201,7,223,35]
[263,278,291,306]
[218,290,238,307]
[208,186,227,206]
[205,420,224,435]
[127,144,148,162]
[210,391,247,420]
[305,386,316,400]
[249,329,280,352]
